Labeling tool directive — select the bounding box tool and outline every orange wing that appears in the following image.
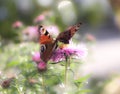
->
[38,25,57,63]
[38,25,53,44]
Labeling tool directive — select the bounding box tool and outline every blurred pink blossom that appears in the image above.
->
[32,52,41,63]
[32,52,47,72]
[12,21,23,29]
[34,14,45,24]
[37,61,47,72]
[65,42,88,59]
[22,26,39,42]
[51,42,88,63]
[85,33,95,42]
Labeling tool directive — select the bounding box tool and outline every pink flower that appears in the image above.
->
[37,61,47,72]
[32,52,47,72]
[51,48,65,62]
[32,52,40,63]
[12,21,23,29]
[22,26,39,42]
[51,42,88,63]
[64,42,88,59]
[34,14,45,24]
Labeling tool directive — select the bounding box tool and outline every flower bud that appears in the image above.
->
[1,77,14,88]
[12,21,23,29]
[37,61,47,72]
[32,52,41,63]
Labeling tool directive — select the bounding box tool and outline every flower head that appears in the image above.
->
[32,52,47,72]
[51,41,87,63]
[34,14,45,24]
[1,77,14,88]
[37,61,47,72]
[22,26,39,42]
[32,52,41,63]
[51,48,65,62]
[12,21,23,29]
[64,41,88,59]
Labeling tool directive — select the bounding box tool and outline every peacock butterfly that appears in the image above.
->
[38,23,82,63]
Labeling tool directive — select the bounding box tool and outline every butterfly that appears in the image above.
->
[38,23,82,63]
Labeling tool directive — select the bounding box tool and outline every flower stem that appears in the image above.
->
[65,58,68,86]
[64,56,71,87]
[41,74,46,94]
[65,55,70,86]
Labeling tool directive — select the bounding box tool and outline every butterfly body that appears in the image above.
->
[38,23,81,63]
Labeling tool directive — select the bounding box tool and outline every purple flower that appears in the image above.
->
[32,52,47,72]
[65,41,87,58]
[34,14,45,24]
[32,52,40,63]
[22,26,39,42]
[51,48,65,62]
[37,61,47,72]
[51,42,88,63]
[12,21,23,29]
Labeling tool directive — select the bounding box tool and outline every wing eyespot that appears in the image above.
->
[40,45,46,53]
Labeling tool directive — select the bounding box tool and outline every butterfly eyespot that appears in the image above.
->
[40,45,46,53]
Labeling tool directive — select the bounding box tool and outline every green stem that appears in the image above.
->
[16,85,22,94]
[68,57,71,70]
[41,74,46,94]
[65,56,71,87]
[65,58,68,86]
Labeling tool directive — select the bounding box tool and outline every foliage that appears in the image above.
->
[0,42,90,94]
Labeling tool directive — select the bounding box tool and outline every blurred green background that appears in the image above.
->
[0,0,114,41]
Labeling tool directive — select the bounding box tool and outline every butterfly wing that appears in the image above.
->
[40,41,57,63]
[38,25,57,63]
[38,25,53,44]
[56,23,81,44]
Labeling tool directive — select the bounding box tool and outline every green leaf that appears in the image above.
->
[74,75,90,88]
[75,75,90,83]
[6,61,19,67]
[76,89,91,94]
